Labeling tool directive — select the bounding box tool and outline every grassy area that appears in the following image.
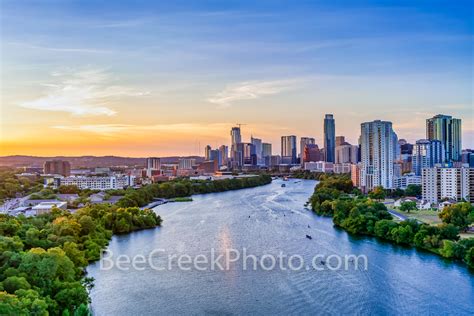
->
[170,197,193,202]
[391,209,442,225]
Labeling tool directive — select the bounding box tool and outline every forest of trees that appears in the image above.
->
[116,175,272,207]
[0,204,162,315]
[0,170,44,203]
[310,175,474,268]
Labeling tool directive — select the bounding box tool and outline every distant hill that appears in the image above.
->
[0,155,204,168]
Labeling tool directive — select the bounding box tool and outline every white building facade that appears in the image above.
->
[360,120,397,192]
[422,165,473,203]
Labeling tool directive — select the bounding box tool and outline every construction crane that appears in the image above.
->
[235,123,247,129]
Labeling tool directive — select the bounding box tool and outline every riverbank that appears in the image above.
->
[88,179,474,315]
[309,175,474,268]
[0,175,273,314]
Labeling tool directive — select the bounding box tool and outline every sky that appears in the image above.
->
[0,0,472,157]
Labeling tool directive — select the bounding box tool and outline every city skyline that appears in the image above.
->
[1,1,472,157]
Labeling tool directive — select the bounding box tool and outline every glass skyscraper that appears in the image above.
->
[426,114,461,162]
[281,135,297,164]
[411,139,444,176]
[324,114,336,163]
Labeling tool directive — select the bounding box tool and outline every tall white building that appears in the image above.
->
[58,175,133,190]
[422,165,473,203]
[360,120,397,191]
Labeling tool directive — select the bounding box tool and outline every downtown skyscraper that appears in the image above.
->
[324,114,336,163]
[360,120,397,191]
[426,114,461,162]
[281,135,297,164]
[411,139,444,176]
[300,137,315,164]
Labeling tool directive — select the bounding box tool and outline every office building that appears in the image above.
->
[461,149,474,167]
[334,163,351,174]
[300,137,315,162]
[58,175,133,190]
[218,145,229,166]
[324,114,336,162]
[360,120,397,191]
[335,144,359,164]
[335,136,347,147]
[304,161,333,173]
[351,163,361,188]
[251,136,263,165]
[237,143,257,166]
[393,173,422,190]
[204,145,212,160]
[422,165,473,203]
[43,160,71,176]
[146,157,161,178]
[411,139,444,176]
[262,143,272,164]
[426,114,462,162]
[303,144,321,163]
[281,135,297,164]
[230,126,242,166]
[178,158,196,170]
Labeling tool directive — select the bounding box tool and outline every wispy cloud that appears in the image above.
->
[6,41,112,54]
[20,69,149,116]
[208,79,302,108]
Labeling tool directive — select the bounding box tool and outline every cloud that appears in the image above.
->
[20,69,149,116]
[208,79,301,108]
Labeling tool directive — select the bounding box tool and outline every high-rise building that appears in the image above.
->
[300,137,315,162]
[230,126,242,167]
[230,127,241,146]
[237,143,257,166]
[335,144,359,164]
[359,120,397,191]
[351,163,361,188]
[209,149,220,165]
[146,157,161,178]
[411,139,444,176]
[43,160,71,176]
[178,158,196,170]
[262,143,272,165]
[461,149,474,167]
[426,114,462,162]
[422,165,473,203]
[324,114,336,163]
[146,157,161,169]
[262,143,272,158]
[218,145,229,166]
[251,136,263,165]
[335,136,347,147]
[281,135,297,164]
[303,144,321,163]
[204,145,212,160]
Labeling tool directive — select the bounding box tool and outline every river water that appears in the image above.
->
[88,179,474,315]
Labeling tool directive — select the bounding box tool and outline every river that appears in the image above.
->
[87,179,474,315]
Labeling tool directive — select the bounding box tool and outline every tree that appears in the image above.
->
[439,203,473,231]
[368,186,386,201]
[58,185,80,194]
[2,276,31,293]
[405,184,421,197]
[400,201,417,213]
